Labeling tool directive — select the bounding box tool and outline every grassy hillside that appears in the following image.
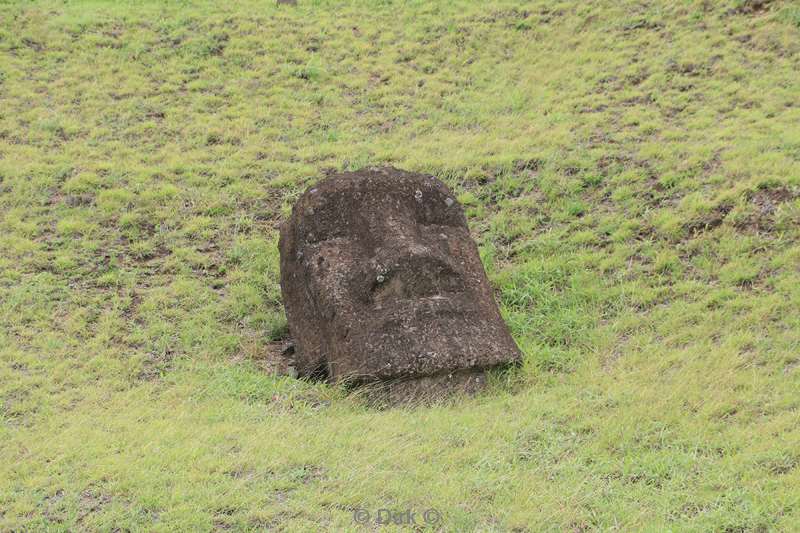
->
[1,0,799,530]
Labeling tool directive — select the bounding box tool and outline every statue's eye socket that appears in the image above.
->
[305,231,329,244]
[303,206,336,243]
[414,194,461,227]
[302,202,353,243]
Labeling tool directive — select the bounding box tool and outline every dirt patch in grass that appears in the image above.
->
[751,187,795,213]
[247,340,295,377]
[733,187,798,232]
[77,489,112,524]
[727,0,774,16]
[136,348,176,381]
[686,203,734,235]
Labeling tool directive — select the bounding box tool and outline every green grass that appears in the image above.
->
[1,0,799,530]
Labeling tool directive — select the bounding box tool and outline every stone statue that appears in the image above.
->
[279,167,521,400]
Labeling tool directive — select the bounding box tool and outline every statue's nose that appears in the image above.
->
[370,250,463,303]
[371,214,436,264]
[368,226,463,303]
[372,212,419,245]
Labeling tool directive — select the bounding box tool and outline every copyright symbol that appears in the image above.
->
[423,508,441,524]
[353,508,370,524]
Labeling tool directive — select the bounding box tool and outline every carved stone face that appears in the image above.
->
[279,168,521,389]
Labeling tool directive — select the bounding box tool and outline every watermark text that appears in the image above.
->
[352,507,441,526]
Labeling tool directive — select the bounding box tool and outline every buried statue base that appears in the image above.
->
[278,167,521,400]
[357,369,490,406]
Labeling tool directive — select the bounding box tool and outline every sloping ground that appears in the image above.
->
[1,0,799,530]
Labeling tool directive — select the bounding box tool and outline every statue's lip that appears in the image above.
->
[365,294,483,332]
[372,293,467,314]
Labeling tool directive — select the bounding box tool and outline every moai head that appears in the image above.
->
[279,167,521,396]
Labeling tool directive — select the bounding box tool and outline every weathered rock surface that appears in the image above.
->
[278,167,521,396]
